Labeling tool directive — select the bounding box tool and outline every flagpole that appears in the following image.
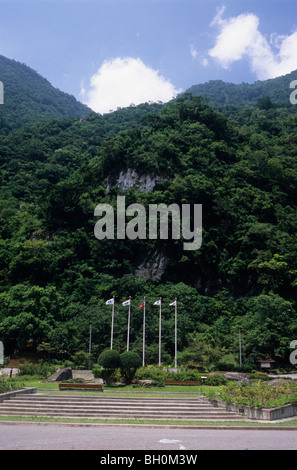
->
[88,324,92,370]
[143,297,146,367]
[174,298,177,370]
[239,329,242,366]
[110,296,115,350]
[127,296,131,352]
[159,297,162,366]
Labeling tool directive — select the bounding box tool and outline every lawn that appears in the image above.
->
[19,377,222,397]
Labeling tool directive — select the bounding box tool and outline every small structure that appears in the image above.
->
[257,358,276,371]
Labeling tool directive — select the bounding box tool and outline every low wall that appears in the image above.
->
[0,387,36,403]
[200,396,297,421]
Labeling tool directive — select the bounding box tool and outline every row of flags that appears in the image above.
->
[105,298,177,307]
[105,296,177,368]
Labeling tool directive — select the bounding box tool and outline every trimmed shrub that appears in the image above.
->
[120,351,142,384]
[96,349,121,385]
[98,349,121,369]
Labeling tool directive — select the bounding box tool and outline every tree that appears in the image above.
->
[0,284,63,351]
[120,351,142,384]
[235,293,297,364]
[97,349,121,385]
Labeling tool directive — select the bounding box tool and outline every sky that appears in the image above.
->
[0,0,297,113]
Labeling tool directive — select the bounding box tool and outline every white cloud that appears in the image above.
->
[190,44,198,59]
[201,57,209,67]
[80,57,182,114]
[190,44,209,67]
[208,8,297,80]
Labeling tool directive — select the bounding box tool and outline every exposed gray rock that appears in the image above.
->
[223,372,251,384]
[135,249,168,281]
[268,379,290,387]
[107,168,163,192]
[46,367,72,382]
[138,380,154,387]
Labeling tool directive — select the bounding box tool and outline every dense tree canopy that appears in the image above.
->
[1,65,297,369]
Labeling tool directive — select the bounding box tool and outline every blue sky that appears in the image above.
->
[1,0,297,113]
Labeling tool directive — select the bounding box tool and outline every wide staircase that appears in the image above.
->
[0,393,245,421]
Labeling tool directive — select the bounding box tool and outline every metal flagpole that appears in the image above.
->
[88,324,92,370]
[239,329,242,366]
[127,296,131,352]
[174,298,177,370]
[159,297,162,366]
[143,297,146,367]
[111,296,115,350]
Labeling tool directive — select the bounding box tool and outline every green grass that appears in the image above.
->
[16,377,221,395]
[0,414,296,427]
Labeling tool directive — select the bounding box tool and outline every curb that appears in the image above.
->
[1,420,297,430]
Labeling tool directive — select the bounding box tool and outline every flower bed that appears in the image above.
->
[218,380,297,409]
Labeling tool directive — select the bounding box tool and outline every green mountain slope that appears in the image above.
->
[186,69,297,109]
[0,55,92,134]
[0,65,297,368]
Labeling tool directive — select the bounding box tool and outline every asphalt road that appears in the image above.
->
[1,423,297,451]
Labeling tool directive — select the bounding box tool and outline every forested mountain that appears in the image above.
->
[0,55,92,134]
[0,61,297,370]
[186,69,297,109]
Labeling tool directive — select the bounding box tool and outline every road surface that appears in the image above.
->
[1,423,297,451]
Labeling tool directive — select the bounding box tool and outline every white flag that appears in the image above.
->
[106,298,114,305]
[122,299,131,306]
[169,300,176,306]
[153,300,161,306]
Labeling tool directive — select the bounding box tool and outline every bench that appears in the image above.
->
[59,382,103,391]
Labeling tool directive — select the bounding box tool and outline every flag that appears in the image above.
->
[153,300,161,306]
[122,299,131,306]
[138,300,145,309]
[169,300,176,306]
[106,298,114,305]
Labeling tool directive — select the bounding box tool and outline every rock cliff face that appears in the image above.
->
[107,168,168,280]
[107,168,162,192]
[135,249,168,281]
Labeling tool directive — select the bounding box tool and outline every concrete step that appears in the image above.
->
[0,411,243,420]
[8,392,209,406]
[0,393,244,421]
[0,405,239,416]
[8,396,220,408]
[0,403,219,413]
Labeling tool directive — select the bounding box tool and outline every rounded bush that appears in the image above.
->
[120,351,142,384]
[120,351,142,369]
[98,349,121,369]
